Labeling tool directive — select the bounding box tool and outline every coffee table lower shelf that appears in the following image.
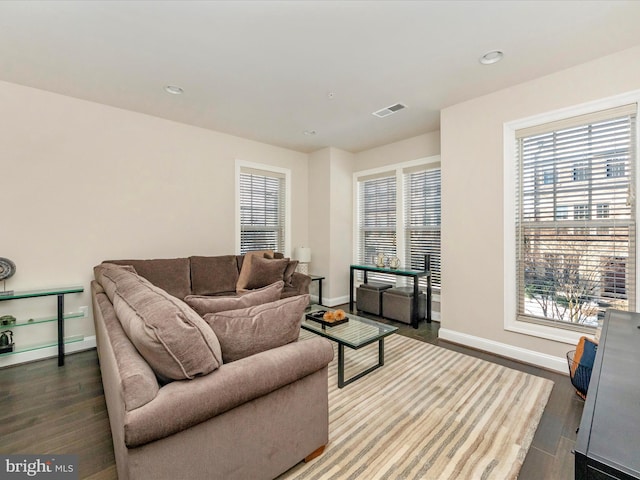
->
[301,310,398,388]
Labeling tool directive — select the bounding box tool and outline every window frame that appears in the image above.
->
[235,160,291,257]
[353,155,441,288]
[504,91,640,345]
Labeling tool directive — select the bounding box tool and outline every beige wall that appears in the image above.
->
[0,80,308,350]
[307,148,353,305]
[307,148,331,297]
[353,131,441,172]
[440,45,640,368]
[308,134,443,305]
[328,148,354,303]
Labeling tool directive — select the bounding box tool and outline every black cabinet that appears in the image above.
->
[574,309,640,480]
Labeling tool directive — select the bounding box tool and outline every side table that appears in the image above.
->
[309,275,325,305]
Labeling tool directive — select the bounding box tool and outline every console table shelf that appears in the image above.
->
[0,312,84,330]
[0,286,84,366]
[0,336,85,357]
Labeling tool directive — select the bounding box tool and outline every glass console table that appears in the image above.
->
[349,256,431,329]
[0,286,84,366]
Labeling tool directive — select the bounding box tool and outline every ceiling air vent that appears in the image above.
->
[372,103,407,118]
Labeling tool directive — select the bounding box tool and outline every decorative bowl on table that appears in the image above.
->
[305,309,349,327]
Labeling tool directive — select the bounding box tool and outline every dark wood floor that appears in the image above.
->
[0,311,582,480]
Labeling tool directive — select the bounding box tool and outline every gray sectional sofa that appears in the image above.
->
[104,253,311,300]
[91,255,333,480]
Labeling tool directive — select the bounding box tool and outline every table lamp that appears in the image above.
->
[295,247,311,274]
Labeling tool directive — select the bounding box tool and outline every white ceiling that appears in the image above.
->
[1,1,640,153]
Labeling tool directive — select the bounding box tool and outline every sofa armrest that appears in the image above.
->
[290,272,311,295]
[124,336,334,447]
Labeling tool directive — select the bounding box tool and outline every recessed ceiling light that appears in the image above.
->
[304,130,317,136]
[164,85,184,95]
[479,50,504,65]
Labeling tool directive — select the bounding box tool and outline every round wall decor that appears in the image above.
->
[0,258,16,281]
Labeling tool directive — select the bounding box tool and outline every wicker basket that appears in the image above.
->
[566,350,592,398]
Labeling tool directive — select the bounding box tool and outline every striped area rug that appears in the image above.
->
[280,332,553,480]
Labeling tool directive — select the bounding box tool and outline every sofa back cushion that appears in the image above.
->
[185,280,284,316]
[203,294,308,363]
[189,255,239,296]
[95,264,223,380]
[104,258,192,299]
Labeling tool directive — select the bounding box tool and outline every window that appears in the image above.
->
[238,165,287,254]
[573,163,590,182]
[596,204,610,219]
[606,160,625,178]
[357,175,397,281]
[516,104,637,329]
[542,168,556,185]
[555,205,569,220]
[355,160,441,289]
[573,204,590,220]
[603,257,627,299]
[404,168,441,287]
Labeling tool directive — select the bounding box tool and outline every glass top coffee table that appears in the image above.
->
[301,308,398,388]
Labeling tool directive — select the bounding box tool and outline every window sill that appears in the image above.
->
[504,317,594,346]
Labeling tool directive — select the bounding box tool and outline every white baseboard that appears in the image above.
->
[322,295,350,308]
[0,336,97,368]
[438,328,567,374]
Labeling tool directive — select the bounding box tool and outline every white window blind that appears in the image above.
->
[358,175,396,282]
[404,167,441,288]
[516,104,637,329]
[239,168,286,254]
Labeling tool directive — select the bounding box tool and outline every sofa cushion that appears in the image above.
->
[190,255,239,296]
[94,263,137,302]
[97,265,223,380]
[235,250,274,289]
[203,294,308,363]
[104,258,192,299]
[185,281,284,316]
[236,255,289,291]
[236,250,275,272]
[283,259,299,286]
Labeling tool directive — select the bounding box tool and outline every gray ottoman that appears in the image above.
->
[382,287,427,324]
[356,282,393,315]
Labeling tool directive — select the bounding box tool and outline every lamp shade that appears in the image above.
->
[295,247,311,263]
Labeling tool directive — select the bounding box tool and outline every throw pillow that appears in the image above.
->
[236,255,288,291]
[184,280,284,316]
[203,294,309,363]
[101,266,224,380]
[235,250,275,290]
[570,336,598,399]
[283,259,299,286]
[94,263,138,302]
